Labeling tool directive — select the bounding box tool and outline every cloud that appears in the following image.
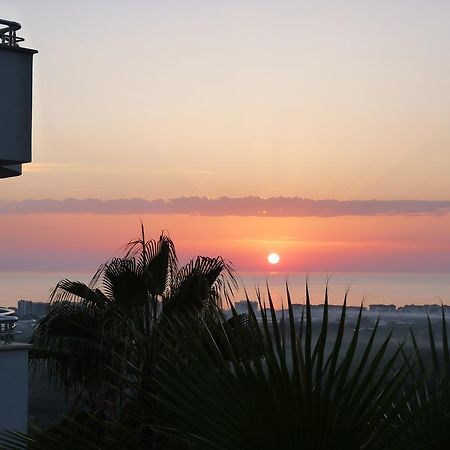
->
[24,164,215,177]
[1,197,450,217]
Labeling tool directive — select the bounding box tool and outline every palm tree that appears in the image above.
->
[30,226,237,415]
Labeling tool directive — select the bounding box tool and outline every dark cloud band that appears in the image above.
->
[1,197,450,217]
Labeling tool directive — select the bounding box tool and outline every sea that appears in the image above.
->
[1,271,450,309]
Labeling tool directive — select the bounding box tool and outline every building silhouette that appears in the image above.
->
[17,300,49,319]
[0,19,37,433]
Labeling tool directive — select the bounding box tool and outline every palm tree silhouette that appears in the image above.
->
[30,226,237,413]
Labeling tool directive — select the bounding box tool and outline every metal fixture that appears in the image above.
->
[0,19,24,47]
[0,308,18,344]
[0,19,37,178]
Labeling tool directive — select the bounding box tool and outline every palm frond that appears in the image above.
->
[50,280,109,310]
[149,285,421,450]
[124,227,178,296]
[164,256,237,314]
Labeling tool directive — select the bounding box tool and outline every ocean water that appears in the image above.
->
[1,270,450,309]
[238,272,450,308]
[0,271,93,307]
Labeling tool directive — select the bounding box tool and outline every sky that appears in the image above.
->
[1,0,450,303]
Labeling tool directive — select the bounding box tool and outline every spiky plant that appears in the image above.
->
[147,285,424,450]
[397,307,450,449]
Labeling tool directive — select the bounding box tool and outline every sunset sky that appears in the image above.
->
[2,1,450,295]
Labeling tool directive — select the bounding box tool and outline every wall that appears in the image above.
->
[0,343,31,432]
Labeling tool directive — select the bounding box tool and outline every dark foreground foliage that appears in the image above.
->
[145,289,450,450]
[29,227,236,416]
[3,234,450,449]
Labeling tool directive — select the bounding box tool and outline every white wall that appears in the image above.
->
[0,344,31,432]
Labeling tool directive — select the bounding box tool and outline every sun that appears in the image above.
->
[267,252,280,265]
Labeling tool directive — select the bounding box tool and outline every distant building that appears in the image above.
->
[398,304,450,314]
[17,300,49,319]
[328,304,347,312]
[287,304,366,312]
[369,304,397,313]
[291,304,303,311]
[234,300,258,314]
[347,305,367,312]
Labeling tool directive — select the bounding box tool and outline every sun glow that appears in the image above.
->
[267,253,280,265]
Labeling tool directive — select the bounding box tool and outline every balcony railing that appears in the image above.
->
[0,307,18,344]
[0,19,24,47]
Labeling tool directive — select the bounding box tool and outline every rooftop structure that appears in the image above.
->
[0,19,37,178]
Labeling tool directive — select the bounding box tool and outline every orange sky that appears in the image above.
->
[1,213,449,274]
[1,1,450,294]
